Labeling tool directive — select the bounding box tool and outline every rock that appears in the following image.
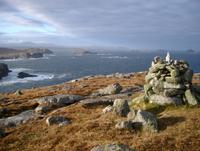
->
[113,99,130,117]
[46,116,70,126]
[17,72,37,79]
[184,69,193,83]
[34,94,83,107]
[185,89,199,105]
[0,128,5,137]
[81,98,113,107]
[0,110,35,128]
[165,77,181,84]
[149,94,183,105]
[97,83,122,96]
[115,120,133,130]
[131,95,148,104]
[163,89,184,97]
[127,110,136,120]
[163,82,185,89]
[14,90,23,95]
[133,110,158,133]
[121,86,143,94]
[102,105,113,114]
[91,144,135,151]
[35,106,50,114]
[0,63,10,79]
[170,69,179,77]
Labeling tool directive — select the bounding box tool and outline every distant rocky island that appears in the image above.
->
[0,48,53,60]
[72,48,98,56]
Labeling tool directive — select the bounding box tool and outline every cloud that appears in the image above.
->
[0,0,200,49]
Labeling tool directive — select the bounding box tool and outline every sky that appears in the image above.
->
[0,0,200,49]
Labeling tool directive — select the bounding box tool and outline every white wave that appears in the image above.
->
[1,54,55,62]
[101,56,128,59]
[0,68,54,86]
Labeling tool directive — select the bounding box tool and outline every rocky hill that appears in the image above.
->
[0,55,199,151]
[0,48,53,60]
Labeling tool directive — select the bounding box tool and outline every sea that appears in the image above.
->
[0,49,200,93]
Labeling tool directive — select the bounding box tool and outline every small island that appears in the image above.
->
[72,48,98,56]
[0,63,11,79]
[0,48,53,60]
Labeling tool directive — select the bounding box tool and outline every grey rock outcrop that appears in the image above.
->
[91,144,135,151]
[0,110,35,128]
[46,116,70,126]
[34,94,83,113]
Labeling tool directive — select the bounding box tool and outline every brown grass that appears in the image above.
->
[0,72,200,151]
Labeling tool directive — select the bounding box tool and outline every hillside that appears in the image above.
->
[0,72,199,151]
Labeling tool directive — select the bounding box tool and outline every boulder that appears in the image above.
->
[91,144,135,151]
[113,99,130,117]
[149,94,183,105]
[115,120,133,130]
[17,72,37,79]
[96,83,122,96]
[34,94,83,107]
[46,116,70,126]
[0,110,35,128]
[185,89,199,105]
[133,110,158,133]
[102,105,113,114]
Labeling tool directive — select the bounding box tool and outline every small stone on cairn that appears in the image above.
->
[144,52,200,105]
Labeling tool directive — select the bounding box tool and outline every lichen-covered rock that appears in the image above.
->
[96,83,122,96]
[115,120,133,130]
[46,116,70,126]
[113,99,130,117]
[149,94,183,105]
[185,89,199,105]
[133,110,158,133]
[91,144,135,151]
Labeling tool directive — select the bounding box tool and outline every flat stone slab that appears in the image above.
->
[0,110,35,128]
[80,98,113,107]
[34,94,84,107]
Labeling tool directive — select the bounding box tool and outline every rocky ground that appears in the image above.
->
[0,72,200,151]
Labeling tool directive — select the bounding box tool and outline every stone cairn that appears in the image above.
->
[144,52,200,106]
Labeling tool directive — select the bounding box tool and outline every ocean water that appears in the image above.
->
[0,49,200,92]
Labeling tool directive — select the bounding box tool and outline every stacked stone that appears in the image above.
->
[144,53,199,105]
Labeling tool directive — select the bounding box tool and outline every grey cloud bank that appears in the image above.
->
[0,0,200,49]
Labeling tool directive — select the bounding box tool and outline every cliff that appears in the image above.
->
[0,48,53,60]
